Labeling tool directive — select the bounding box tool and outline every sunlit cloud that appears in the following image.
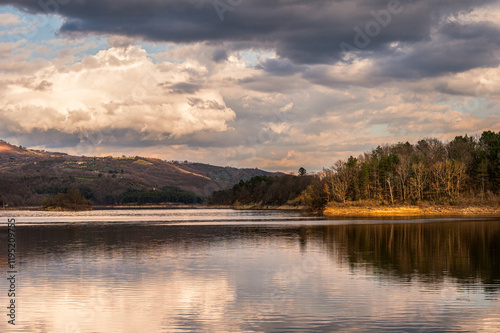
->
[0,45,236,139]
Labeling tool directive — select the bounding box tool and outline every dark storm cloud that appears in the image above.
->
[163,82,201,94]
[0,125,81,148]
[256,58,306,76]
[375,21,500,78]
[2,0,498,73]
[0,123,279,150]
[212,49,228,63]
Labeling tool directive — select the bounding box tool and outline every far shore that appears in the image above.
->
[96,204,307,211]
[0,203,307,212]
[2,203,500,219]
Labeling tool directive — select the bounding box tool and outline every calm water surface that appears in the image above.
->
[0,209,499,332]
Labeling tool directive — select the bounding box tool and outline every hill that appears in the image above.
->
[0,140,281,207]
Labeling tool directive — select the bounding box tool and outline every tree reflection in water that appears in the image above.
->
[314,220,500,288]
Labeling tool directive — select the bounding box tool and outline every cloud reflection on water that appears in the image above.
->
[0,214,499,332]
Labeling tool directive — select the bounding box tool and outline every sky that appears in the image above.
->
[0,0,499,172]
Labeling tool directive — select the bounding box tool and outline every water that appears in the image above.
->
[1,209,499,332]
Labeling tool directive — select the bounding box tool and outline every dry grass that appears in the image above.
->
[133,159,153,165]
[324,199,500,217]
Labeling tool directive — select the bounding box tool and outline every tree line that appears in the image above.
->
[210,175,314,206]
[120,186,203,205]
[303,130,500,210]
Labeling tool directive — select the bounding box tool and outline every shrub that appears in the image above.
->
[42,188,92,211]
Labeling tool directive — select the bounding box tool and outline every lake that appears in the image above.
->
[1,209,499,332]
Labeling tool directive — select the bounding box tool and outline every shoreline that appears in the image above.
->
[323,204,500,218]
[93,204,307,211]
[3,203,500,219]
[0,203,307,212]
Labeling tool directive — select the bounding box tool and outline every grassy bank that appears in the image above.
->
[324,200,500,218]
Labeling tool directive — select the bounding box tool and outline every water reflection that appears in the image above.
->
[6,221,500,286]
[0,215,499,332]
[316,221,500,286]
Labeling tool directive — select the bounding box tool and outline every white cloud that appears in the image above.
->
[0,45,236,138]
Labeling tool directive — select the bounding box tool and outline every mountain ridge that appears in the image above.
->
[0,140,283,207]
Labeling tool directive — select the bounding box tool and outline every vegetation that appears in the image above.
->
[304,130,500,211]
[42,188,92,211]
[210,174,314,206]
[210,131,500,213]
[120,186,203,205]
[2,131,499,213]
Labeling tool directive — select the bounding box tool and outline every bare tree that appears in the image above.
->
[395,154,411,201]
[451,160,467,197]
[324,160,350,203]
[412,161,427,201]
[430,161,445,198]
[386,175,395,204]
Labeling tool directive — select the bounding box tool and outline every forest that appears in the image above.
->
[119,186,203,205]
[305,130,500,209]
[211,131,500,211]
[209,175,314,206]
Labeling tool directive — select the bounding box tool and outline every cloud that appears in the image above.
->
[1,0,498,74]
[256,58,307,77]
[0,12,21,27]
[0,45,236,143]
[374,21,500,78]
[212,48,228,63]
[106,35,137,48]
[165,82,202,94]
[1,2,500,171]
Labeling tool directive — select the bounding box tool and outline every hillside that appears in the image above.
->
[0,140,281,207]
